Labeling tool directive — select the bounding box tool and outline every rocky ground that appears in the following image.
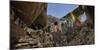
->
[10,16,94,49]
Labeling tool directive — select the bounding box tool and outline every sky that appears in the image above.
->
[47,3,78,19]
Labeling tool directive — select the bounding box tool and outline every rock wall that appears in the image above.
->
[11,1,48,27]
[10,1,48,49]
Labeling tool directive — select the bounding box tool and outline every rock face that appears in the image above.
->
[11,1,48,28]
[60,5,94,45]
[48,15,60,23]
[10,1,49,49]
